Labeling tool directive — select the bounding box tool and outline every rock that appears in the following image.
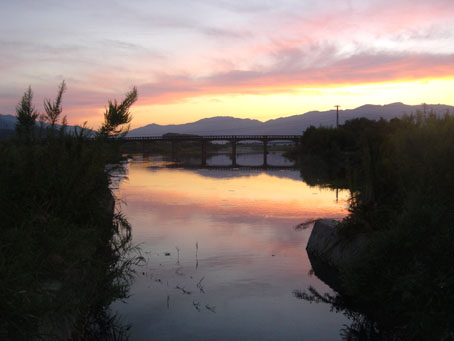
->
[306,219,368,293]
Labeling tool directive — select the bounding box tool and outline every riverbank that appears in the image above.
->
[0,136,136,339]
[292,113,454,338]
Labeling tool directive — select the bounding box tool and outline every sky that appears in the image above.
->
[1,0,454,129]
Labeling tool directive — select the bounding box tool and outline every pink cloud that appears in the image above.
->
[2,0,454,124]
[133,52,454,105]
[2,50,453,126]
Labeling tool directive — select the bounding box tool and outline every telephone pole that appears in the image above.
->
[334,105,340,128]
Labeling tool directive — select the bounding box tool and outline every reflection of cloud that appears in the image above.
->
[123,184,346,228]
[123,191,319,268]
[121,163,348,267]
[182,169,301,181]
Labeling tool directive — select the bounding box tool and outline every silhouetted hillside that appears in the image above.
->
[0,113,93,138]
[0,114,16,129]
[129,116,262,136]
[128,103,453,136]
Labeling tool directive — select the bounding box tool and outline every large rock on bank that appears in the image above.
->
[306,219,368,293]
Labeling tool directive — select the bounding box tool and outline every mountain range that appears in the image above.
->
[127,102,453,136]
[0,114,17,138]
[0,113,89,139]
[2,102,453,138]
[0,114,16,130]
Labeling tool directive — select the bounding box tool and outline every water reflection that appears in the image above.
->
[293,286,393,340]
[112,153,350,340]
[142,150,296,168]
[81,212,141,340]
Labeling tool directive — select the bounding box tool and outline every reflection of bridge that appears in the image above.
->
[155,164,298,171]
[124,135,300,166]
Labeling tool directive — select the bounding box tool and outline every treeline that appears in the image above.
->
[0,83,140,338]
[292,112,454,338]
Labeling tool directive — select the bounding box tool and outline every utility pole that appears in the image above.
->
[334,105,340,128]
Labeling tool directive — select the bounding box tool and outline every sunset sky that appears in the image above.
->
[1,0,454,128]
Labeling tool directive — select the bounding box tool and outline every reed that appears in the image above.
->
[292,112,454,338]
[0,83,140,338]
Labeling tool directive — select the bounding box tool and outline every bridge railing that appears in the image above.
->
[124,135,301,141]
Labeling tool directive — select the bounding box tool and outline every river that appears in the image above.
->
[111,151,351,340]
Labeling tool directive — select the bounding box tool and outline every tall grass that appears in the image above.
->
[0,84,140,338]
[292,112,454,338]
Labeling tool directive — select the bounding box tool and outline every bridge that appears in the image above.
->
[124,135,301,167]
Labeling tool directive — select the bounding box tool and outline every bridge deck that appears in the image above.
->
[125,135,300,141]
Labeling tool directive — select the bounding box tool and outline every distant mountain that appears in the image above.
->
[128,103,454,136]
[129,117,263,136]
[0,114,17,130]
[0,113,93,139]
[0,114,17,139]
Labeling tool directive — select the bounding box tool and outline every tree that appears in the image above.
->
[99,87,137,137]
[15,86,38,141]
[43,80,66,130]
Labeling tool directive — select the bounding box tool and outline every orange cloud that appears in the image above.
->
[135,53,454,105]
[3,0,454,127]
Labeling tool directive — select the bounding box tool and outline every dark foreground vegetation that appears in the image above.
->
[0,83,142,339]
[291,112,454,339]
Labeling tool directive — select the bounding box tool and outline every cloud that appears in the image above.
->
[133,51,454,105]
[213,0,274,14]
[2,0,454,122]
[200,27,251,39]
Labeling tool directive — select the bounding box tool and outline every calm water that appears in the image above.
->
[112,152,351,340]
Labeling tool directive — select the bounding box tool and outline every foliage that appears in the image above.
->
[15,86,39,142]
[1,83,140,339]
[99,87,137,137]
[340,113,454,339]
[292,113,454,338]
[42,80,67,130]
[0,135,139,339]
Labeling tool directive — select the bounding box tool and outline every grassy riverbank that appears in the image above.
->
[0,84,140,338]
[291,112,454,338]
[0,136,137,338]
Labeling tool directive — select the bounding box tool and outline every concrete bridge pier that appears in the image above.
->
[143,151,152,161]
[171,140,177,160]
[201,140,207,166]
[142,140,154,155]
[263,139,268,166]
[231,139,237,167]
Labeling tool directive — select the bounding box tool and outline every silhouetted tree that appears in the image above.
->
[15,86,38,142]
[99,87,137,137]
[43,80,66,130]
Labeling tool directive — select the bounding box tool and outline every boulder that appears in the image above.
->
[306,219,368,293]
